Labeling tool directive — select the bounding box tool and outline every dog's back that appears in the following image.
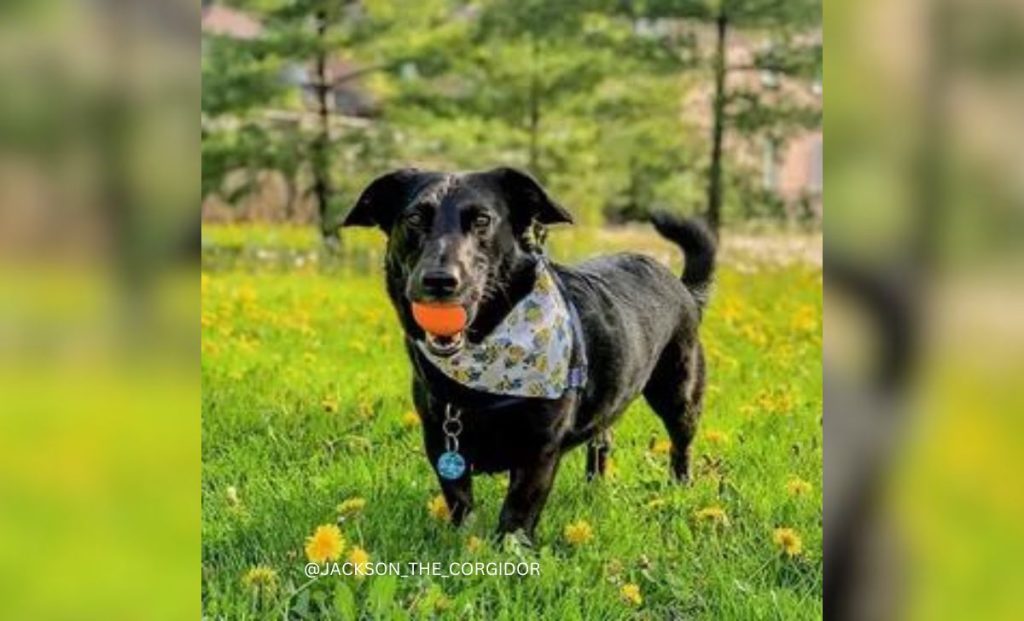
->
[555,214,716,455]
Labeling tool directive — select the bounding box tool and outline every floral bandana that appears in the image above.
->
[416,262,575,399]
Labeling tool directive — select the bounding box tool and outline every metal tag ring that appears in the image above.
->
[442,418,463,436]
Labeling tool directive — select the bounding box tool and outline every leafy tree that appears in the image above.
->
[201,21,287,203]
[201,0,821,238]
[587,73,705,223]
[203,0,467,239]
[252,0,366,242]
[640,0,822,233]
[375,0,693,224]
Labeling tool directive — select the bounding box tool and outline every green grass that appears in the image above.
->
[201,228,822,619]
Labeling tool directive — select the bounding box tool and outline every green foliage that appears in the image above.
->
[201,30,289,202]
[643,0,820,27]
[202,36,283,119]
[638,0,822,227]
[371,1,705,224]
[202,0,821,228]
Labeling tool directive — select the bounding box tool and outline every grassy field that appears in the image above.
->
[201,225,822,619]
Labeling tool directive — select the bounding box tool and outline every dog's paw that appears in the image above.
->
[497,529,535,552]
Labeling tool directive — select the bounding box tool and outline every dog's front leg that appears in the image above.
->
[497,451,561,539]
[437,474,474,526]
[420,401,474,525]
[425,439,474,525]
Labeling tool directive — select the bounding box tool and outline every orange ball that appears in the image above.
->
[411,303,468,336]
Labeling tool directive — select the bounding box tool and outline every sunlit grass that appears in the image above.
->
[201,228,822,618]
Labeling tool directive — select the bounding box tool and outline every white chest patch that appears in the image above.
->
[416,263,574,399]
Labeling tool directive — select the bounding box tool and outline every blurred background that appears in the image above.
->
[200,0,822,243]
[826,0,1024,619]
[0,0,198,619]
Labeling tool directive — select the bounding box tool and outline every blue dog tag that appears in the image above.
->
[437,451,466,480]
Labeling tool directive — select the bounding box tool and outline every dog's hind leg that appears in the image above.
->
[643,338,705,482]
[585,429,612,481]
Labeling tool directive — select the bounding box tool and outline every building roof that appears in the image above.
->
[201,5,263,40]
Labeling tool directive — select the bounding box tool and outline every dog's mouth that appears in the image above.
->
[409,293,478,357]
[424,331,465,357]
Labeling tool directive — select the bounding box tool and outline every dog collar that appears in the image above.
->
[416,260,585,399]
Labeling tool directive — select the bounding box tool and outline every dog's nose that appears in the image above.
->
[420,269,461,298]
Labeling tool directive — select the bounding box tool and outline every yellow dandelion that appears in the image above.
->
[401,411,421,428]
[791,304,819,333]
[754,388,795,415]
[645,497,667,510]
[776,391,796,413]
[773,527,803,557]
[321,398,337,413]
[348,546,370,578]
[564,520,594,546]
[466,536,484,553]
[336,497,366,518]
[650,439,672,455]
[785,477,812,497]
[427,494,450,522]
[741,324,768,347]
[241,565,279,596]
[719,300,742,323]
[694,506,730,527]
[704,429,729,445]
[620,582,643,606]
[235,284,257,306]
[238,335,260,353]
[605,456,618,478]
[304,524,345,563]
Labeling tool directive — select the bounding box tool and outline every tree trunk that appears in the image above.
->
[706,12,728,236]
[312,9,338,245]
[282,171,296,221]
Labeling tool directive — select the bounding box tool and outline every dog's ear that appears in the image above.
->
[488,167,574,228]
[342,168,425,232]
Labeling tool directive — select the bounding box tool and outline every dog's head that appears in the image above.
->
[342,167,572,356]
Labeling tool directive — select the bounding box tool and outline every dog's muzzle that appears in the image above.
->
[424,331,465,357]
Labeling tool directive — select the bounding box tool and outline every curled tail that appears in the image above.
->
[649,211,717,311]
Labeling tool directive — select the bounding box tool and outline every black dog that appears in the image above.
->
[342,167,715,539]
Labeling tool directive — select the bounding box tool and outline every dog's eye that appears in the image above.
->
[405,211,425,227]
[472,214,492,230]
